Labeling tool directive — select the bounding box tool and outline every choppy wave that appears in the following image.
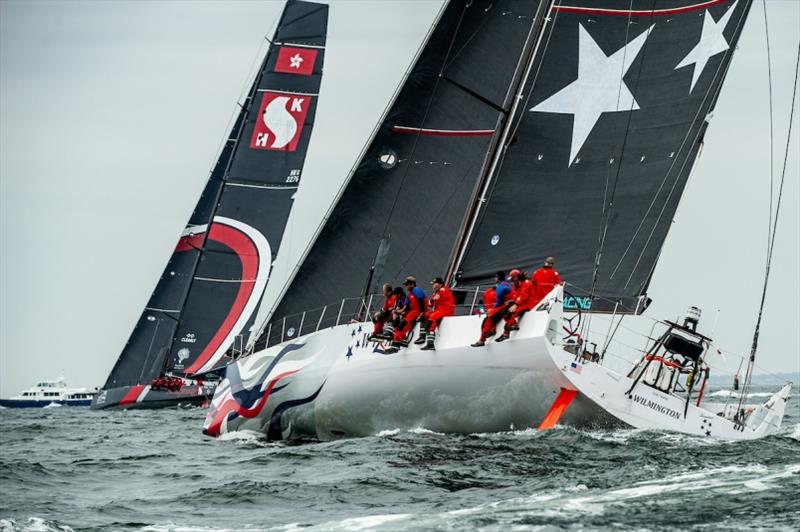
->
[1,386,798,531]
[0,517,74,532]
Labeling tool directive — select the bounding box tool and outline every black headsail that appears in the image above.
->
[255,0,548,348]
[100,0,328,395]
[453,0,753,313]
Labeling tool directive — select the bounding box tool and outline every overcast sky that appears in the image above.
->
[1,0,798,396]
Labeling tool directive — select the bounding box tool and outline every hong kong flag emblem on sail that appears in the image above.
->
[250,91,311,151]
[274,46,317,76]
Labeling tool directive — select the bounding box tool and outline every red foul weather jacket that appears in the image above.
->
[532,267,562,302]
[513,279,537,310]
[430,286,455,316]
[483,288,496,313]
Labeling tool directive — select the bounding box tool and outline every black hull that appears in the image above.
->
[90,384,215,411]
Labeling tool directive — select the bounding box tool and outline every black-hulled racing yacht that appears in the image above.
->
[93,0,329,409]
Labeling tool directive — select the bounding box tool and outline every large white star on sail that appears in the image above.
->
[675,1,738,93]
[530,24,652,166]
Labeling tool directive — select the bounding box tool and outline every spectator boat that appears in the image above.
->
[0,378,95,408]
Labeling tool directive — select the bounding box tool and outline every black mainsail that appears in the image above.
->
[453,0,753,313]
[256,0,548,348]
[94,0,328,409]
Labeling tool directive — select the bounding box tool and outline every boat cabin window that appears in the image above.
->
[664,333,704,361]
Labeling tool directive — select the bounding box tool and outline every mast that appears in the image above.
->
[447,0,555,284]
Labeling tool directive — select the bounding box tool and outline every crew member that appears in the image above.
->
[481,285,496,315]
[388,276,427,351]
[416,277,455,351]
[471,271,514,347]
[370,283,395,341]
[496,269,536,342]
[531,256,562,305]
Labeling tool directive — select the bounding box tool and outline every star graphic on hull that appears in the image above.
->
[675,1,738,93]
[289,53,304,69]
[530,24,653,166]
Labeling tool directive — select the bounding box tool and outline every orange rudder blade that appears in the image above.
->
[538,388,578,430]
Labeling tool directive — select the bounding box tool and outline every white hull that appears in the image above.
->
[547,346,791,440]
[204,287,615,439]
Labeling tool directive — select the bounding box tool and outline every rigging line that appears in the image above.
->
[207,7,282,173]
[380,3,473,238]
[389,162,480,280]
[620,0,754,289]
[610,1,751,283]
[594,1,654,278]
[738,39,800,410]
[442,0,501,73]
[584,0,653,339]
[761,0,775,264]
[500,0,562,144]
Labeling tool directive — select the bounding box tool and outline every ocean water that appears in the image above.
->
[1,387,798,532]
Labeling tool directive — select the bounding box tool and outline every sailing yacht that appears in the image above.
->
[93,0,329,409]
[204,0,792,440]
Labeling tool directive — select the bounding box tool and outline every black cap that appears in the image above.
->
[431,277,445,285]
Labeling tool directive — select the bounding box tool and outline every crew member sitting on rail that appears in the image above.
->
[384,286,406,340]
[495,270,536,342]
[386,276,427,352]
[481,285,496,315]
[471,271,514,347]
[369,283,395,341]
[415,277,455,351]
[531,256,562,306]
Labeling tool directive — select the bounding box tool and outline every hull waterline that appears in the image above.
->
[91,383,216,410]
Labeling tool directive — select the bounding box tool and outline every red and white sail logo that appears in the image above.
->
[249,92,311,151]
[274,46,318,76]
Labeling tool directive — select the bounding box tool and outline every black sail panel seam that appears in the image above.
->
[439,75,506,114]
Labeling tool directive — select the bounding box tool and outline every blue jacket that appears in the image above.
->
[495,281,512,308]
